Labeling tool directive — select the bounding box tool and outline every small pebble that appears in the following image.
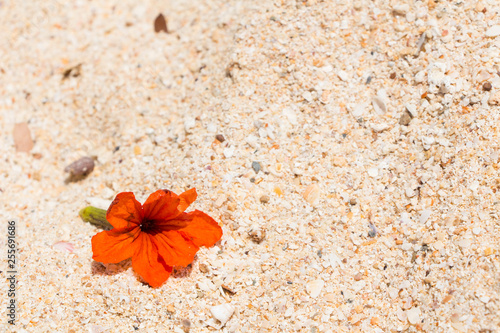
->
[248,227,266,244]
[367,168,378,178]
[199,263,209,273]
[399,111,412,126]
[252,161,261,173]
[450,312,460,323]
[64,156,95,181]
[337,70,349,81]
[390,72,396,79]
[406,307,421,325]
[485,25,500,37]
[419,209,432,224]
[303,184,321,205]
[349,198,357,205]
[181,319,191,332]
[210,303,235,325]
[488,90,500,105]
[483,82,492,91]
[223,146,234,158]
[368,223,377,237]
[393,4,409,16]
[259,195,270,204]
[215,134,225,143]
[479,296,490,303]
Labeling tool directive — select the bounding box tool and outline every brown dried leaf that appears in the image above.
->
[154,14,168,33]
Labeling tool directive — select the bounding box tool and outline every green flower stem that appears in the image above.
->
[79,206,113,229]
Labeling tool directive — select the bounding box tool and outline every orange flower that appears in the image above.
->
[91,188,222,287]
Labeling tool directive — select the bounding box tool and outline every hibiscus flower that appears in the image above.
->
[91,188,222,287]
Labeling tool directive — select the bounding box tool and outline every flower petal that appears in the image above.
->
[178,210,223,247]
[106,192,143,229]
[92,227,141,263]
[142,189,181,221]
[153,230,199,267]
[132,233,173,288]
[178,188,197,213]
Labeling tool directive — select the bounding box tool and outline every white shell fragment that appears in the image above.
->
[303,184,321,206]
[53,241,75,253]
[210,303,235,326]
[485,25,500,37]
[306,279,324,298]
[371,95,387,114]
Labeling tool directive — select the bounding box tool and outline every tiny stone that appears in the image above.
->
[215,134,225,142]
[199,263,209,273]
[259,195,270,204]
[483,82,492,91]
[406,307,421,325]
[368,223,377,238]
[390,72,396,79]
[324,293,336,302]
[353,273,363,281]
[223,146,234,158]
[399,111,412,126]
[248,227,266,244]
[181,319,191,332]
[349,198,357,205]
[485,25,500,37]
[210,303,235,325]
[368,168,378,178]
[488,90,500,105]
[479,296,490,303]
[183,117,195,132]
[337,70,349,81]
[303,183,321,205]
[166,304,175,313]
[450,312,460,323]
[64,157,95,181]
[332,156,347,167]
[252,161,261,173]
[419,209,432,224]
[393,4,409,16]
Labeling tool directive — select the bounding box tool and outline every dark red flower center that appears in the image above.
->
[140,219,157,233]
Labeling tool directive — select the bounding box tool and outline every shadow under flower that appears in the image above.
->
[91,259,132,276]
[90,256,197,284]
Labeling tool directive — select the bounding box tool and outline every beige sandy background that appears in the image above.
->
[1,0,499,332]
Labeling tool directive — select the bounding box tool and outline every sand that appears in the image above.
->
[1,0,499,332]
